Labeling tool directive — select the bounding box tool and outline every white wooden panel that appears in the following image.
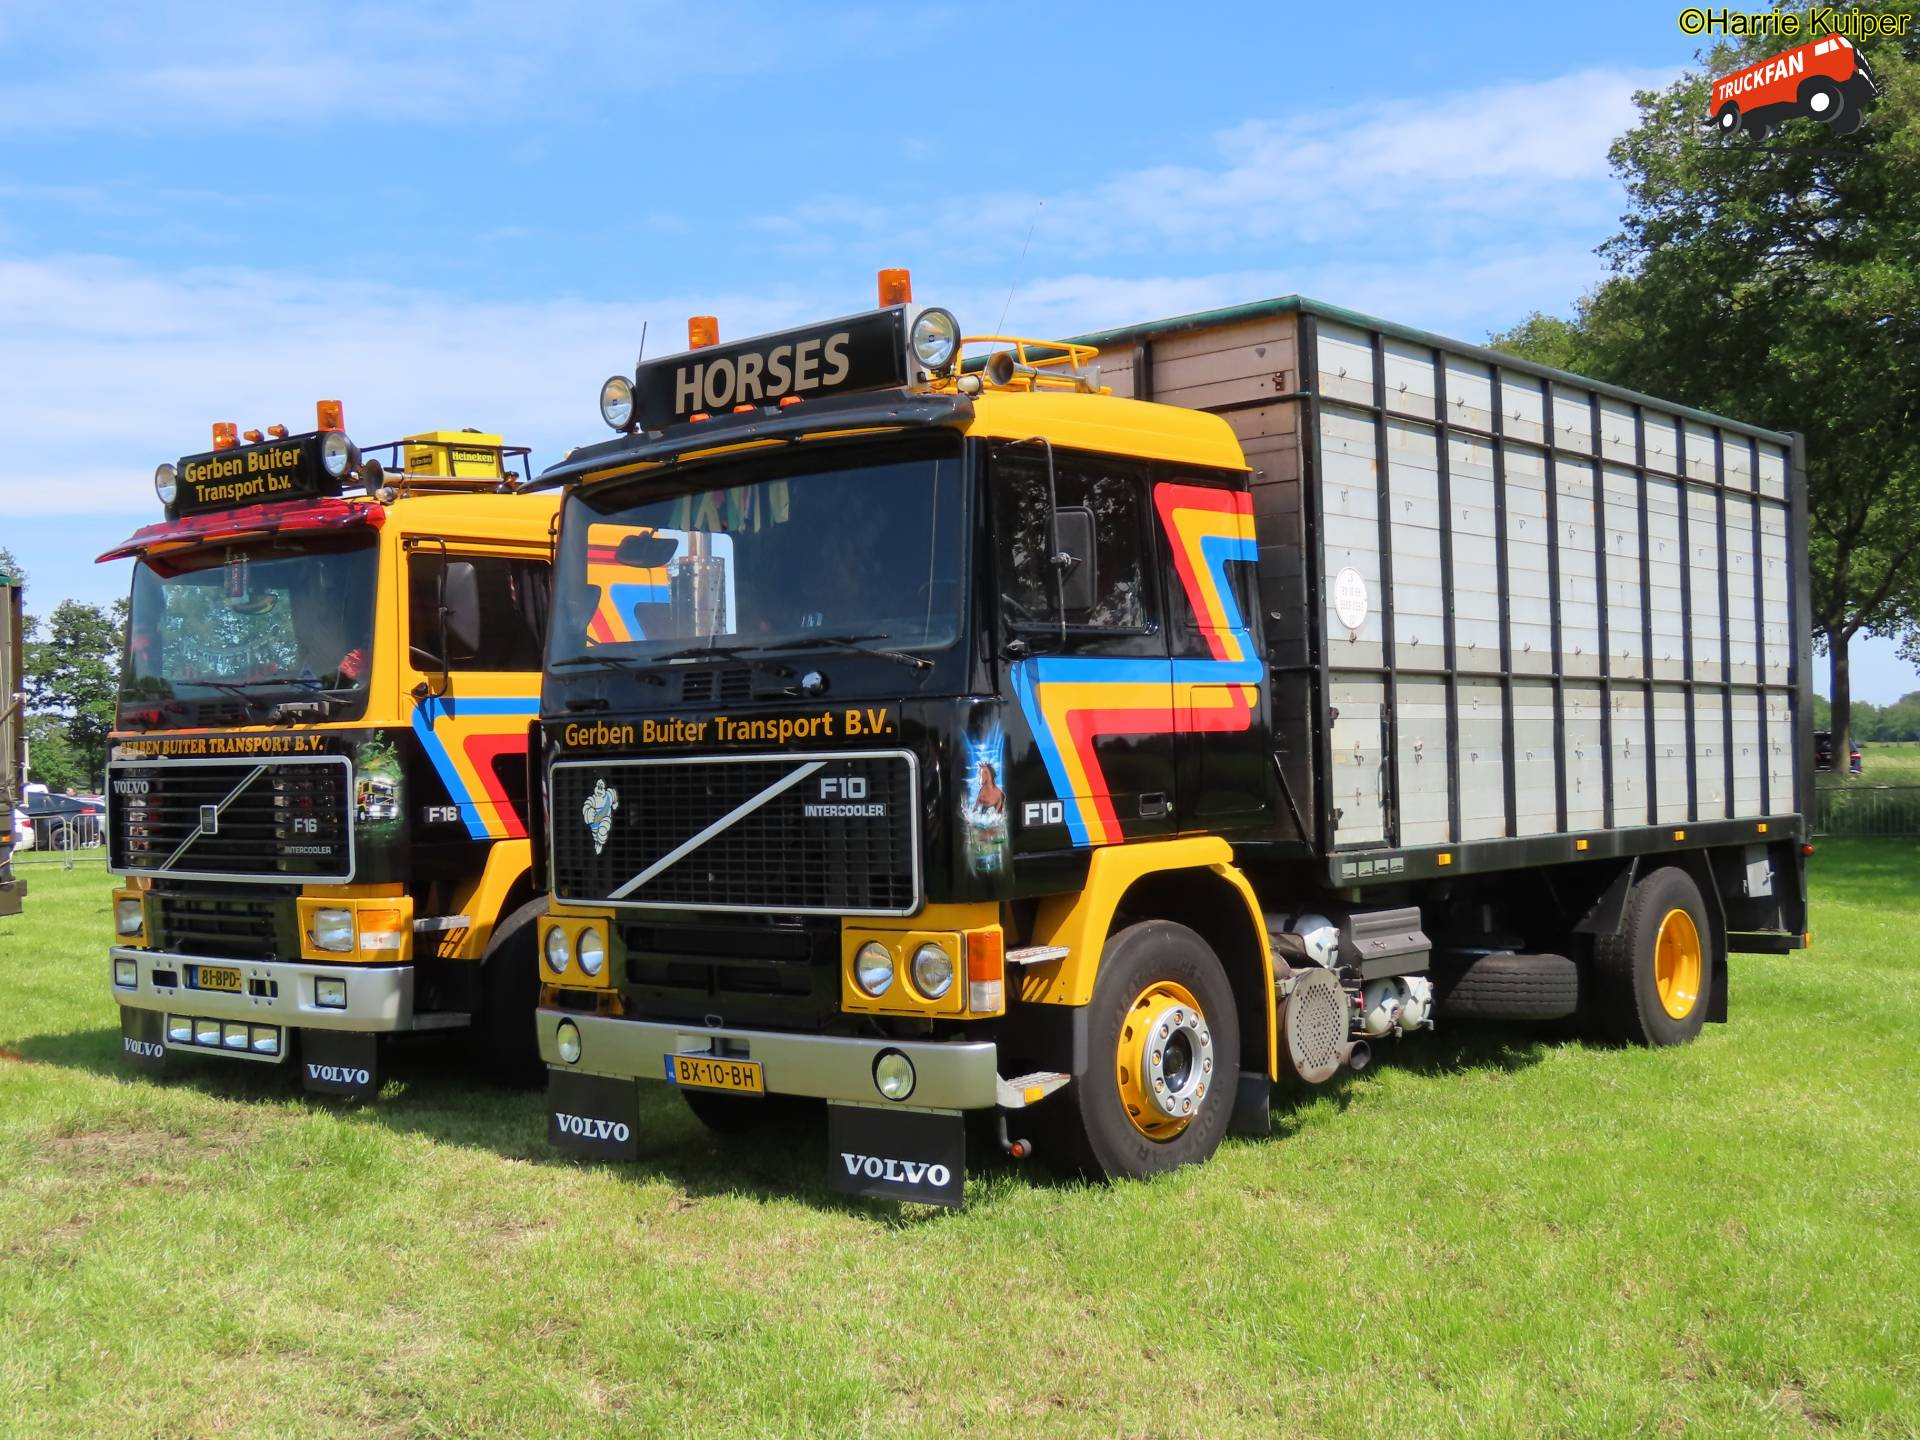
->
[1513,679,1558,836]
[1602,465,1644,678]
[1564,681,1606,831]
[1759,500,1792,684]
[1387,419,1444,660]
[1505,446,1552,674]
[1443,355,1494,433]
[1502,374,1547,445]
[1556,458,1600,676]
[1684,421,1719,485]
[1725,435,1754,492]
[1765,691,1795,809]
[1319,406,1384,670]
[1732,690,1763,813]
[1383,338,1436,419]
[1598,398,1637,465]
[1687,486,1723,683]
[1396,677,1450,846]
[1646,477,1685,679]
[1449,434,1501,670]
[1330,676,1385,844]
[1757,441,1788,499]
[1694,689,1728,818]
[1643,410,1680,476]
[1611,687,1649,826]
[1457,681,1507,840]
[1317,324,1375,407]
[1725,493,1759,682]
[1551,384,1594,455]
[1653,685,1690,822]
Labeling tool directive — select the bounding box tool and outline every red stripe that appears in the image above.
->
[461,732,531,838]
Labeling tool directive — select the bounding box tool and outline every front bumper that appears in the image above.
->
[110,947,467,1042]
[537,1007,1000,1110]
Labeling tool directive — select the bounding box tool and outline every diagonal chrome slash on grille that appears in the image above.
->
[608,761,826,901]
[157,764,267,871]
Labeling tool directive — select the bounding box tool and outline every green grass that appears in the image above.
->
[1818,739,1920,789]
[3,847,1918,1438]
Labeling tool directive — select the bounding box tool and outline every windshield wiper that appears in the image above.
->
[548,652,666,685]
[744,632,933,671]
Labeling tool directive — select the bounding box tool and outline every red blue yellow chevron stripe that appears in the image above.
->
[584,523,670,645]
[412,694,540,840]
[1012,483,1258,847]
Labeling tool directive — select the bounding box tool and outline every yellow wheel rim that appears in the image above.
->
[1653,907,1703,1020]
[1114,980,1214,1141]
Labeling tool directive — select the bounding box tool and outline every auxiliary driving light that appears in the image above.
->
[910,307,960,375]
[910,942,954,1001]
[599,375,635,431]
[167,1015,192,1043]
[115,897,145,937]
[311,908,355,953]
[153,463,178,506]
[195,1018,222,1047]
[222,1023,249,1051]
[113,958,137,988]
[319,429,354,479]
[251,1026,280,1055]
[315,977,347,1010]
[556,1019,582,1065]
[544,926,571,975]
[855,941,894,997]
[576,926,606,978]
[873,1049,916,1102]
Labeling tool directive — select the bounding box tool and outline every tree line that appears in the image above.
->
[0,547,123,795]
[1813,691,1920,743]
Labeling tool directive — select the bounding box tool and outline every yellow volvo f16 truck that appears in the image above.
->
[103,404,558,1098]
[530,273,1811,1205]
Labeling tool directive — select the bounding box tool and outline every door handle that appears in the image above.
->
[1139,792,1170,819]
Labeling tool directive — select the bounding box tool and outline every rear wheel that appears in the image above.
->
[1592,866,1713,1046]
[1716,103,1740,135]
[1055,920,1240,1182]
[475,898,544,1083]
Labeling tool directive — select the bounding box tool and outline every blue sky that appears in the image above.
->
[2,0,1913,699]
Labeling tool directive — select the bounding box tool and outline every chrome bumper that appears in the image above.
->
[110,947,467,1036]
[537,1008,1000,1110]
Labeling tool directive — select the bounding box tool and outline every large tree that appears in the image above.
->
[23,598,125,791]
[1493,0,1920,764]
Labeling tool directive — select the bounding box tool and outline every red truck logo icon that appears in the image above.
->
[1711,36,1880,138]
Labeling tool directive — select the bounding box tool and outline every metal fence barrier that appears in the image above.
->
[1813,785,1920,837]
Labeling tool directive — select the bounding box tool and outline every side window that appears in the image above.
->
[408,554,550,672]
[994,453,1151,631]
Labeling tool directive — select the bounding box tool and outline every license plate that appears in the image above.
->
[193,965,243,994]
[665,1053,764,1095]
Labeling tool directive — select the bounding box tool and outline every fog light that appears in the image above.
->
[599,375,635,430]
[911,942,954,1000]
[222,1022,249,1050]
[320,429,355,478]
[312,908,355,953]
[873,1049,916,1101]
[544,925,571,975]
[855,941,894,996]
[195,1018,221,1047]
[576,926,605,978]
[154,462,178,506]
[115,898,144,936]
[251,1026,280,1055]
[113,958,137,988]
[910,307,961,374]
[315,977,347,1009]
[167,1015,192,1043]
[556,1019,582,1065]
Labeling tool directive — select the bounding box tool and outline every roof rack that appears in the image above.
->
[961,336,1104,395]
[356,438,536,496]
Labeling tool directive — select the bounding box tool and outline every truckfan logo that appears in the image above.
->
[582,778,619,855]
[555,1112,631,1143]
[1709,34,1881,139]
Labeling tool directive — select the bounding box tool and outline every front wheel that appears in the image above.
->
[1591,866,1714,1046]
[1055,920,1241,1182]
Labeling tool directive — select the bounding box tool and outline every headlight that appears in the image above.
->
[222,1022,249,1051]
[855,941,894,996]
[873,1049,916,1101]
[113,957,137,988]
[910,307,960,374]
[115,898,144,937]
[556,1019,582,1065]
[910,942,954,1000]
[315,977,347,1009]
[153,463,178,506]
[544,925,571,975]
[600,375,635,430]
[167,1014,192,1043]
[319,430,354,479]
[576,925,605,978]
[311,908,355,953]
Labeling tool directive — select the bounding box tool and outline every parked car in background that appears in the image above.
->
[10,809,31,853]
[1815,730,1834,770]
[23,790,106,849]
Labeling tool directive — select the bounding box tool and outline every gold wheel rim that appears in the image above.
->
[1114,979,1211,1141]
[1653,907,1703,1020]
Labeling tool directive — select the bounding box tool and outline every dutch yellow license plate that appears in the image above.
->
[194,965,243,994]
[666,1053,764,1095]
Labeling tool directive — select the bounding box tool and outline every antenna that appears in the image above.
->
[635,320,649,369]
[996,200,1043,336]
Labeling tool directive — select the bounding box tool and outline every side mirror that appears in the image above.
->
[443,560,482,664]
[614,531,680,569]
[1053,506,1096,615]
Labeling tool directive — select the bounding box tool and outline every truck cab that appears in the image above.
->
[103,405,558,1097]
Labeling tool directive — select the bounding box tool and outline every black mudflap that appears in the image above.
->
[119,1008,167,1071]
[827,1105,966,1208]
[549,1070,641,1161]
[299,1030,382,1099]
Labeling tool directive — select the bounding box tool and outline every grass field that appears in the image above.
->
[1818,739,1920,788]
[3,848,1918,1438]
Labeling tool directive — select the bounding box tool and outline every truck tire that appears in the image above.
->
[1052,920,1240,1183]
[1591,866,1712,1047]
[1433,951,1579,1022]
[476,897,545,1082]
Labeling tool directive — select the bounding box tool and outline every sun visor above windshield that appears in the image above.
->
[96,497,384,564]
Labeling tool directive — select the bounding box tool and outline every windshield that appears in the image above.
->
[549,438,967,665]
[122,534,378,711]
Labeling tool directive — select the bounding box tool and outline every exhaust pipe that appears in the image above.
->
[1343,1040,1372,1073]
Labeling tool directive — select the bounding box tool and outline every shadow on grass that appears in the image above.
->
[1267,1020,1552,1138]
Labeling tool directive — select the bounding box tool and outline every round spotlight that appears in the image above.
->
[556,1020,582,1065]
[600,375,636,431]
[577,925,605,978]
[873,1049,916,1101]
[910,307,961,374]
[855,941,894,997]
[544,926,571,975]
[910,942,954,1000]
[153,463,178,506]
[320,430,354,479]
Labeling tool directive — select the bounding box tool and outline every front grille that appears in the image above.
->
[109,758,353,882]
[150,892,285,961]
[618,919,836,1028]
[551,750,919,914]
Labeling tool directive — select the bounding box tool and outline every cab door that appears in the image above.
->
[991,445,1175,855]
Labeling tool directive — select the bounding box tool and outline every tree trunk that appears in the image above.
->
[1829,635,1852,775]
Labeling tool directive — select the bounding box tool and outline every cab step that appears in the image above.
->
[1005,945,1069,967]
[997,1070,1071,1108]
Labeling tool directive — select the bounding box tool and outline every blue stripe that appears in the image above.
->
[411,695,540,840]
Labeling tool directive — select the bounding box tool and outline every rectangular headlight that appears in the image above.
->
[314,977,347,1009]
[167,1014,192,1043]
[195,1019,221,1047]
[222,1023,249,1050]
[113,958,138,989]
[311,908,355,953]
[115,898,145,937]
[251,1026,280,1055]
